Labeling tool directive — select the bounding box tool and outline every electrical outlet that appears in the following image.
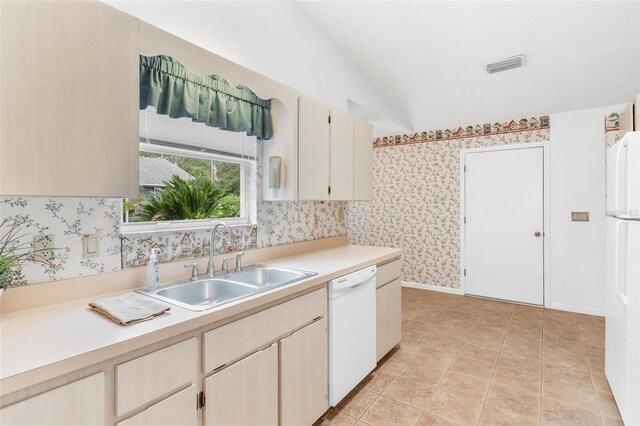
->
[336,207,344,223]
[313,214,319,229]
[265,219,273,234]
[33,234,55,263]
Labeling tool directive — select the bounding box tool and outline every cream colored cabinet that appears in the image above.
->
[376,279,402,361]
[298,96,331,200]
[376,258,402,361]
[118,385,198,426]
[354,119,374,201]
[202,288,327,374]
[280,318,329,426]
[203,344,279,426]
[115,338,197,416]
[0,373,105,426]
[201,288,328,426]
[329,110,355,200]
[1,288,329,426]
[298,95,372,201]
[0,1,139,197]
[619,102,634,139]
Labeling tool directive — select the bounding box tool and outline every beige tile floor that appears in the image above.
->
[315,287,622,426]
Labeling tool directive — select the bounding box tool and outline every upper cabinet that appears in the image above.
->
[329,109,355,201]
[298,96,331,200]
[298,95,373,201]
[0,1,140,197]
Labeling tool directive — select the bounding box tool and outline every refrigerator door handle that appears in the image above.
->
[614,220,629,307]
[614,138,628,214]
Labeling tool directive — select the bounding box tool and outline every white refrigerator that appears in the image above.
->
[606,131,640,425]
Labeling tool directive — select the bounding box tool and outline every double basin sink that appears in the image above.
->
[136,265,317,311]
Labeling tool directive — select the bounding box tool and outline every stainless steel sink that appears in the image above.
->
[136,265,316,311]
[224,266,316,288]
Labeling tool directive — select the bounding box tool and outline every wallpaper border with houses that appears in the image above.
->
[373,115,550,148]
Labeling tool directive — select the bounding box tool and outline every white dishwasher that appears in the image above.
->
[328,265,377,406]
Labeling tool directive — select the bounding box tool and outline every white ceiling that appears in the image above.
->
[298,1,640,133]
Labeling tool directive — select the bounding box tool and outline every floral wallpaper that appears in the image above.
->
[0,197,122,284]
[349,122,551,289]
[0,143,347,285]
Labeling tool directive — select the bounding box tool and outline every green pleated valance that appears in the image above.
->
[140,55,273,140]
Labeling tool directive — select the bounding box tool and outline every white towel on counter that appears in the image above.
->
[89,293,170,325]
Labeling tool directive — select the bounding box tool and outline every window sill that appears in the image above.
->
[119,217,255,236]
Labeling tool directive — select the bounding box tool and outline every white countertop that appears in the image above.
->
[0,244,402,395]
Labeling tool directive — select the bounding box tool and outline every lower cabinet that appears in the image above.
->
[118,385,198,426]
[0,373,105,426]
[204,344,279,426]
[1,287,332,426]
[376,278,402,361]
[280,318,328,426]
[203,317,329,426]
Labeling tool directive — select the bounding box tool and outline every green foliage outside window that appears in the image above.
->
[126,152,243,222]
[131,176,240,222]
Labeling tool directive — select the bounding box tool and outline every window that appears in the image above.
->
[121,107,257,233]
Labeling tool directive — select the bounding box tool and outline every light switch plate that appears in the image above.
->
[571,212,590,222]
[82,233,100,258]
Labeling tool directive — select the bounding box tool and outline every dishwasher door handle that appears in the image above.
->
[328,276,376,297]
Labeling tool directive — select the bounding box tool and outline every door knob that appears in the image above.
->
[534,231,542,237]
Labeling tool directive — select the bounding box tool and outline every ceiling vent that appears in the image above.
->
[485,54,526,74]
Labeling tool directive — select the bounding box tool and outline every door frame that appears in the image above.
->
[459,142,550,307]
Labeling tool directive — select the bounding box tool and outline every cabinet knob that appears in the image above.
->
[534,231,542,237]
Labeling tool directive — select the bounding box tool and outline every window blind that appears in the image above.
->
[140,106,258,160]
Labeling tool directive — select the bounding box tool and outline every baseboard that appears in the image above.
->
[549,302,605,317]
[401,281,465,295]
[400,282,604,316]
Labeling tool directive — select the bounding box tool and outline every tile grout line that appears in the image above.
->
[359,294,463,424]
[578,316,606,424]
[475,305,514,426]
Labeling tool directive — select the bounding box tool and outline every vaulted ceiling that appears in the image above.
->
[299,1,640,133]
[107,1,639,136]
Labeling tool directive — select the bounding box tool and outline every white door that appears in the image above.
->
[464,147,544,305]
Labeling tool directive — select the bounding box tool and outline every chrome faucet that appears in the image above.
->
[207,222,232,277]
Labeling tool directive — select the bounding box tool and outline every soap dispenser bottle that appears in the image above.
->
[146,248,160,290]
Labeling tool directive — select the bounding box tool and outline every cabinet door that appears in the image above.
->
[280,318,329,426]
[0,1,139,197]
[376,279,402,361]
[329,109,354,200]
[354,119,374,200]
[619,102,634,139]
[298,95,330,200]
[117,385,197,426]
[0,373,105,425]
[203,344,278,426]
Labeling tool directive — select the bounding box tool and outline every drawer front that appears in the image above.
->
[203,287,327,374]
[376,279,402,361]
[0,372,105,426]
[376,258,402,288]
[116,338,197,416]
[117,385,198,426]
